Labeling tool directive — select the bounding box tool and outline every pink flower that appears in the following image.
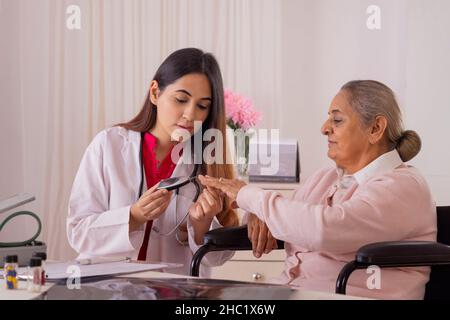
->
[224,89,262,130]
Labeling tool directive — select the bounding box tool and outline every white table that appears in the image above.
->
[0,269,368,300]
[0,279,54,300]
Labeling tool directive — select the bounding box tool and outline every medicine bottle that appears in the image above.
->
[32,252,47,285]
[4,255,18,289]
[27,257,42,293]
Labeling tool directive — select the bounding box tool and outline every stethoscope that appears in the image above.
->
[138,132,201,237]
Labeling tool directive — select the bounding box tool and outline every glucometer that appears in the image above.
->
[156,176,197,191]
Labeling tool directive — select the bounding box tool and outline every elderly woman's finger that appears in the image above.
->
[198,175,223,188]
[272,238,278,250]
[255,224,268,258]
[264,230,275,254]
[217,177,232,185]
[250,221,260,257]
[201,175,235,187]
[247,220,253,239]
[210,184,235,199]
[198,175,241,203]
[198,174,216,182]
[247,213,258,238]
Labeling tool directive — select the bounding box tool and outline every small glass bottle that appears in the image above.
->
[32,252,47,286]
[27,257,42,293]
[4,255,18,290]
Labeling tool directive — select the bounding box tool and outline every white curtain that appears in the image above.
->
[0,0,281,260]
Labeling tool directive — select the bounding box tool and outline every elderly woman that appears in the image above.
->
[199,80,437,299]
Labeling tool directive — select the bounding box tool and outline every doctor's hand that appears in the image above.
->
[189,186,225,245]
[129,184,172,231]
[189,186,224,222]
[247,213,277,258]
[198,175,247,208]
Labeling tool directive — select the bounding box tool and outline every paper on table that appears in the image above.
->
[16,260,182,280]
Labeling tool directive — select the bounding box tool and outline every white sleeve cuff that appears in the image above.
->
[187,216,235,267]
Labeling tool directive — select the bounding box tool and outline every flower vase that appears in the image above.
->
[234,129,251,181]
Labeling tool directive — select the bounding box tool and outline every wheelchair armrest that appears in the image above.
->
[355,241,450,266]
[336,241,450,294]
[190,225,285,276]
[203,225,252,248]
[203,225,284,249]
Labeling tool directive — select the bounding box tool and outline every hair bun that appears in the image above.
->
[396,130,421,162]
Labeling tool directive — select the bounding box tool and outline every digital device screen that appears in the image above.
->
[157,177,191,191]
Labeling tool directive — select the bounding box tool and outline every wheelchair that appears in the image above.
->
[190,206,450,300]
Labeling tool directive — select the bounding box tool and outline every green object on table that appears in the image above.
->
[0,211,42,247]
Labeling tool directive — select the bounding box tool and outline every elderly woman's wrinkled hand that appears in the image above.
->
[198,175,247,207]
[247,213,277,258]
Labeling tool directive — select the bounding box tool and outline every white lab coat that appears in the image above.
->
[67,126,233,277]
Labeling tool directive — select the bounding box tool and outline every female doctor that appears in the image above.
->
[67,48,238,277]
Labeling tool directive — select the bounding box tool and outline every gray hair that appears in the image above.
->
[341,80,421,162]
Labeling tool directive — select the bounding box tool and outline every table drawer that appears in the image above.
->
[211,261,284,283]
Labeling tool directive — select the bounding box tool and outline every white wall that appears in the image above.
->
[280,0,450,205]
[403,0,450,205]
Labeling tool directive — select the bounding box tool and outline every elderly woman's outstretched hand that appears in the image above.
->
[198,175,247,208]
[198,175,278,258]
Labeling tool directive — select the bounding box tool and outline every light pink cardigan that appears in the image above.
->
[237,158,436,299]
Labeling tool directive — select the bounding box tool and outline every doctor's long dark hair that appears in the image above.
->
[116,48,238,227]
